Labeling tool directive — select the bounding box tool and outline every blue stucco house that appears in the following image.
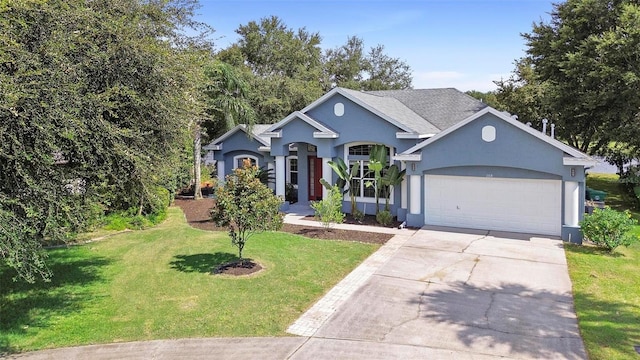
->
[205,87,595,242]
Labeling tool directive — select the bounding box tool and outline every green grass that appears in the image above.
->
[586,173,640,221]
[0,207,378,354]
[564,173,640,359]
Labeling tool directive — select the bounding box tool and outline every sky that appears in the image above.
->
[195,0,555,92]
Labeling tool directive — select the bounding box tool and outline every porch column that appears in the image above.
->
[564,181,579,227]
[216,160,225,184]
[401,162,408,209]
[267,161,275,191]
[275,156,286,198]
[322,157,332,199]
[409,175,421,214]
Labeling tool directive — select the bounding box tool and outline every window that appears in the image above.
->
[348,144,390,156]
[349,160,389,199]
[287,156,298,187]
[345,143,393,201]
[233,155,258,169]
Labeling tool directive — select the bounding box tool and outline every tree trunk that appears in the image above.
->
[193,124,203,200]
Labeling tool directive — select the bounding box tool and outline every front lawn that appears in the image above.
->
[565,173,640,359]
[0,207,378,354]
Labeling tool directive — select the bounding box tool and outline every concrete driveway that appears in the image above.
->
[10,227,586,360]
[290,227,587,359]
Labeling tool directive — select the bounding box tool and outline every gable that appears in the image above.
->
[215,129,266,155]
[417,112,569,175]
[402,107,594,166]
[305,93,420,145]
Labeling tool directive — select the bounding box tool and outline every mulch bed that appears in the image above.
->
[173,198,393,276]
[173,198,394,245]
[213,259,263,276]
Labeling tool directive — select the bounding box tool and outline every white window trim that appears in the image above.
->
[286,155,299,189]
[343,142,395,205]
[233,155,259,169]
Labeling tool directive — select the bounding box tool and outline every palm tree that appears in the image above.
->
[323,158,360,214]
[197,61,255,198]
[380,164,406,212]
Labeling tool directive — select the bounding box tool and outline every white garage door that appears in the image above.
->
[424,175,561,236]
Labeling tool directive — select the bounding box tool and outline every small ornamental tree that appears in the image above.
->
[210,160,283,261]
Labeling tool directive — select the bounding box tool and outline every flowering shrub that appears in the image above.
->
[580,207,638,251]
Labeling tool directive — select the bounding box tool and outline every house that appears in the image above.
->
[204,87,595,243]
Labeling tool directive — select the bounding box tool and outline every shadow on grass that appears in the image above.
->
[564,243,626,258]
[0,251,111,355]
[169,252,239,274]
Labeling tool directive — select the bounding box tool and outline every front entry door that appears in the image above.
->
[308,156,323,200]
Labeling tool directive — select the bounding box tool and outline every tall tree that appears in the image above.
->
[203,61,256,136]
[465,90,500,109]
[323,36,366,90]
[509,0,640,154]
[0,0,208,282]
[362,44,412,91]
[196,61,256,198]
[494,58,552,129]
[233,16,324,123]
[323,36,413,91]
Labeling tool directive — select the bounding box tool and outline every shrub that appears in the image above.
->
[352,209,365,223]
[580,207,638,251]
[376,210,393,227]
[311,185,345,229]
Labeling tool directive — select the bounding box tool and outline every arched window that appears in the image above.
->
[233,155,258,169]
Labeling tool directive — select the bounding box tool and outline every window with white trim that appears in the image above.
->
[233,155,258,169]
[345,143,393,201]
[286,156,298,188]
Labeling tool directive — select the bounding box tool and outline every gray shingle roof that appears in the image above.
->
[368,88,487,132]
[339,88,440,135]
[250,124,272,144]
[366,88,488,131]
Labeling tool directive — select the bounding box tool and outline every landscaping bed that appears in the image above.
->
[173,198,394,245]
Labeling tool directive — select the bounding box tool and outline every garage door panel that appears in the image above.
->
[425,175,561,236]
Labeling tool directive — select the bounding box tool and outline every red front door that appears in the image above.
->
[308,156,323,200]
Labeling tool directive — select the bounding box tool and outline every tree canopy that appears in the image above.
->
[217,17,414,124]
[0,0,208,282]
[496,0,640,155]
[323,36,412,91]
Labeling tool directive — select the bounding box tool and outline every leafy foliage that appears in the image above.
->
[210,161,283,259]
[0,0,205,282]
[498,0,640,155]
[580,207,638,251]
[380,164,406,212]
[219,17,413,124]
[311,185,345,229]
[324,158,360,215]
[365,144,387,213]
[376,210,393,227]
[323,36,412,91]
[202,61,256,139]
[465,90,499,108]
